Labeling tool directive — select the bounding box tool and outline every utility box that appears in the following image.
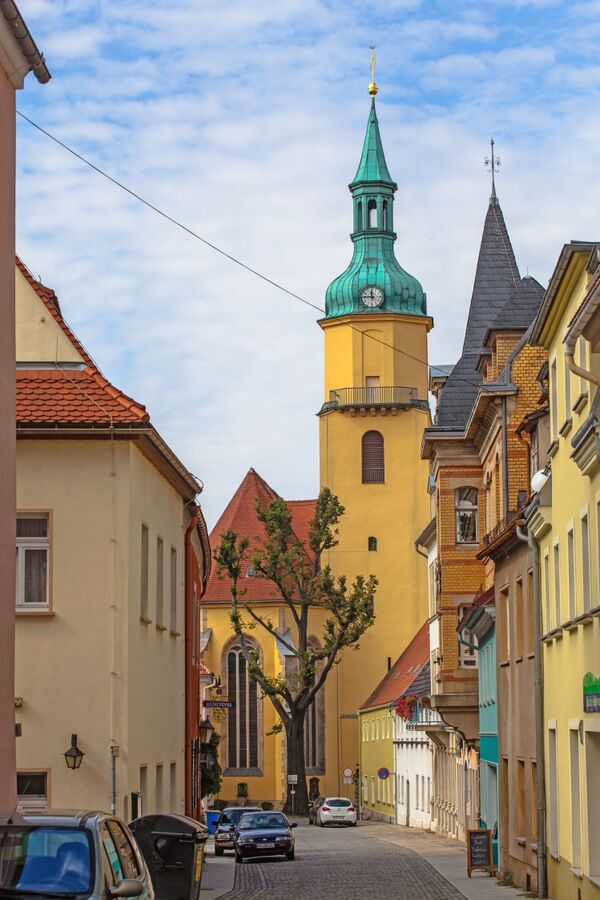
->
[129,814,208,900]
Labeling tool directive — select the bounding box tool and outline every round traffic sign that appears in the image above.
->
[377,767,390,780]
[343,767,353,778]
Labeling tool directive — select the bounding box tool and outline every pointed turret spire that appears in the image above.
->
[325,61,426,320]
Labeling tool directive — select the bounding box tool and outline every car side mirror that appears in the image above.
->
[109,879,145,898]
[290,823,297,829]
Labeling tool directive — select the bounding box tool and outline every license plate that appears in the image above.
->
[260,842,275,849]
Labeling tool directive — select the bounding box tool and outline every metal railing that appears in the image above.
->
[327,385,419,408]
[362,467,384,484]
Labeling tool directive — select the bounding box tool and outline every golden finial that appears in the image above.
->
[368,43,378,96]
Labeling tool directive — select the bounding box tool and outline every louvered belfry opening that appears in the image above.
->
[362,431,384,483]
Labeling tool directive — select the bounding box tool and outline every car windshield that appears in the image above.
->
[0,826,92,896]
[326,798,352,807]
[220,809,259,826]
[238,814,287,831]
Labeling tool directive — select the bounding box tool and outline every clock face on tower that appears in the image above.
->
[361,285,384,308]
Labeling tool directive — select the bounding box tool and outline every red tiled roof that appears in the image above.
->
[17,368,149,426]
[203,469,316,603]
[16,257,97,369]
[359,621,430,710]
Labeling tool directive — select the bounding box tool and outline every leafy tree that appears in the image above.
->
[200,731,222,800]
[214,487,376,815]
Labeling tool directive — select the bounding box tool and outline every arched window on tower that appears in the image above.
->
[362,431,384,483]
[368,199,377,228]
[356,201,363,232]
[382,200,388,230]
[225,640,260,770]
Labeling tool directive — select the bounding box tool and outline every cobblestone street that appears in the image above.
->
[217,822,466,899]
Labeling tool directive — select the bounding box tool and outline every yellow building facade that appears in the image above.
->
[528,242,600,899]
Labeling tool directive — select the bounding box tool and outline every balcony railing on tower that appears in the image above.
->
[322,385,426,412]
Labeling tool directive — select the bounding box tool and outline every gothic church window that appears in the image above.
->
[362,431,384,483]
[455,487,478,543]
[226,641,259,770]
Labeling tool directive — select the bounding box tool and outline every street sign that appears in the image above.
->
[377,767,390,780]
[343,767,353,778]
[203,700,234,709]
[287,774,298,784]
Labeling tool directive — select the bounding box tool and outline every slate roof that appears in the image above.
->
[402,660,431,699]
[203,468,316,603]
[435,197,545,429]
[359,621,429,710]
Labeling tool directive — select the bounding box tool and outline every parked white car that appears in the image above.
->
[314,797,357,827]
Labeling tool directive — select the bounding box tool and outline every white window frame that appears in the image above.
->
[16,514,49,609]
[455,487,479,544]
[458,605,478,668]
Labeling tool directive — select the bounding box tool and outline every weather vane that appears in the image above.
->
[369,43,378,96]
[484,138,501,197]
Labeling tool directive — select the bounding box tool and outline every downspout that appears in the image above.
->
[415,539,428,559]
[184,505,200,818]
[501,397,509,516]
[564,340,600,387]
[516,521,547,899]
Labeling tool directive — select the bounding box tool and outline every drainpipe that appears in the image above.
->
[516,521,547,899]
[501,398,510,516]
[564,340,600,387]
[110,744,119,816]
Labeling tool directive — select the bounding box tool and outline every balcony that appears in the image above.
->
[320,385,427,413]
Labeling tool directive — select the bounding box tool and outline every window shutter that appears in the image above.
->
[362,431,384,483]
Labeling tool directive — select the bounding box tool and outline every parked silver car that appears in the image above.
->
[0,809,154,899]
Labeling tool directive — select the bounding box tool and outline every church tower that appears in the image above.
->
[319,69,432,782]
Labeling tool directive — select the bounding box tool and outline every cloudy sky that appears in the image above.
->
[15,0,600,526]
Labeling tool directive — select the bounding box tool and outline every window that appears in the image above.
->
[170,547,177,633]
[527,570,535,654]
[362,431,384,483]
[227,643,259,769]
[155,764,163,812]
[458,605,478,667]
[516,759,525,836]
[139,766,147,817]
[515,579,523,658]
[543,552,551,634]
[368,199,377,228]
[548,727,559,856]
[569,727,582,870]
[428,562,436,618]
[368,536,377,551]
[585,732,600,879]
[246,566,255,577]
[16,515,49,608]
[567,527,576,620]
[455,487,478,543]
[156,537,164,627]
[304,642,325,773]
[530,760,537,842]
[382,200,388,230]
[553,542,561,628]
[170,763,177,812]
[356,201,363,232]
[498,588,510,661]
[581,514,591,613]
[140,524,149,621]
[365,375,380,403]
[17,772,47,810]
[550,360,558,440]
[106,821,140,879]
[530,428,539,481]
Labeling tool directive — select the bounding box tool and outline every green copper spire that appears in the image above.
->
[351,99,395,187]
[325,95,427,319]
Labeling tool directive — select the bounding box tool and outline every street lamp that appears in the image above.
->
[64,734,84,770]
[199,717,214,743]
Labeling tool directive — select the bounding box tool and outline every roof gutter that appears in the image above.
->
[0,0,50,83]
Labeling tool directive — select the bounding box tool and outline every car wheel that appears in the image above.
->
[235,851,243,864]
[286,849,295,861]
[215,846,224,856]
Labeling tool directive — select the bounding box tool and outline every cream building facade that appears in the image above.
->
[14,260,208,818]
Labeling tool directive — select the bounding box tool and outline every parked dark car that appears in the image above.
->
[213,807,261,856]
[0,809,154,900]
[233,811,296,863]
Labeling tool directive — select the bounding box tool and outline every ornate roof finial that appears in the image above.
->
[368,43,378,97]
[484,138,501,199]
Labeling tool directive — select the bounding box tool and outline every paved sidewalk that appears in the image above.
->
[200,839,235,900]
[382,825,528,899]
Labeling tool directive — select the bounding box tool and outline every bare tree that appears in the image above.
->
[214,487,376,815]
